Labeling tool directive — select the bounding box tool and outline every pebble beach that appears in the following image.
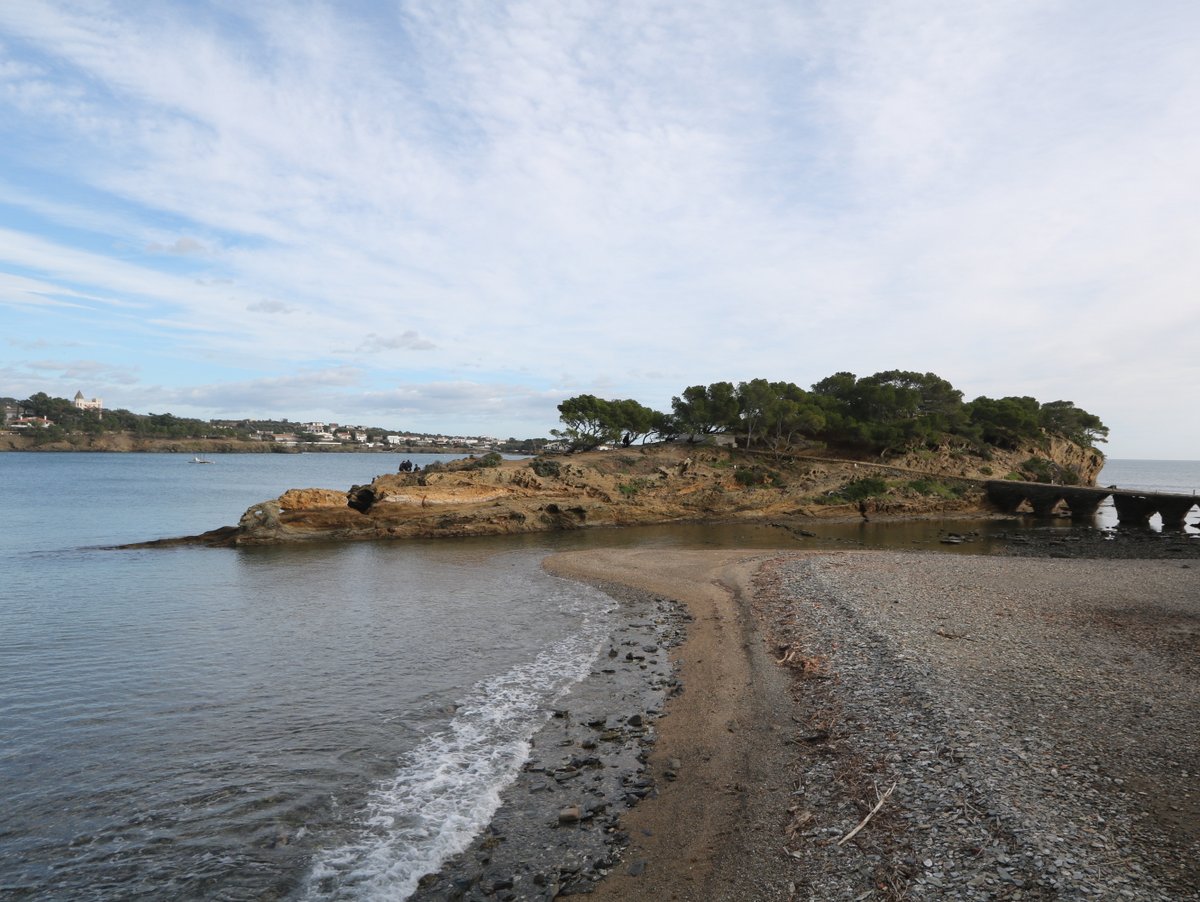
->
[754,552,1199,901]
[413,539,1199,901]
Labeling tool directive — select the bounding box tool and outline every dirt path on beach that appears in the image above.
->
[544,548,803,901]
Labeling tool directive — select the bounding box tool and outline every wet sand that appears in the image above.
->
[544,549,803,900]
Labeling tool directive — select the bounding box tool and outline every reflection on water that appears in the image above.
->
[460,516,1048,557]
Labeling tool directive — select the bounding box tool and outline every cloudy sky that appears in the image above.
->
[1,1,1197,457]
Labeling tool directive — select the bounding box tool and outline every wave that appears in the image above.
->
[302,586,614,901]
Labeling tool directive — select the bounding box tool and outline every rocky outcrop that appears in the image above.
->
[193,440,1104,547]
[1041,435,1106,485]
[892,437,1105,486]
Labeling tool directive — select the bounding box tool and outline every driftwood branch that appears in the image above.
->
[837,781,897,846]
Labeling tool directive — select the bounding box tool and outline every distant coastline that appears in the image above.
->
[0,434,506,455]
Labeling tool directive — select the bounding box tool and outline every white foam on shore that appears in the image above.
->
[302,586,614,901]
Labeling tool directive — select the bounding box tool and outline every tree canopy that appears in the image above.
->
[551,395,664,450]
[16,392,229,440]
[555,370,1108,456]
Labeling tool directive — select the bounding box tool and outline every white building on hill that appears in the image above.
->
[74,391,103,417]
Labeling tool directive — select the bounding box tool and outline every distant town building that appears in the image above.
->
[73,391,103,417]
[11,416,54,429]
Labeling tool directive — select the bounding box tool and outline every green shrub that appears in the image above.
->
[837,477,889,501]
[734,465,784,488]
[1020,457,1057,483]
[1012,457,1082,485]
[618,477,652,497]
[907,478,964,499]
[529,458,561,478]
[471,451,503,469]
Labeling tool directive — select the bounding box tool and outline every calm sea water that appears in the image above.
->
[1,453,1196,900]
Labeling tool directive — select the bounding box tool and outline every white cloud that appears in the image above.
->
[155,367,366,415]
[246,299,293,314]
[356,331,436,353]
[1,2,1198,454]
[146,236,207,255]
[24,358,141,384]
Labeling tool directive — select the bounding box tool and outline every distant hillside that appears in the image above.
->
[0,392,542,453]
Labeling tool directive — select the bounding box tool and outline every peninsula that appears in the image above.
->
[160,436,1103,547]
[96,368,1115,547]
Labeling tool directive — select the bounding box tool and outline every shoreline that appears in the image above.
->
[410,543,1199,900]
[407,581,691,899]
[407,548,802,901]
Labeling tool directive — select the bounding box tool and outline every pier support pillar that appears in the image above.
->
[1155,497,1198,529]
[1059,488,1107,520]
[1112,494,1156,526]
[984,482,1028,514]
[1024,485,1066,517]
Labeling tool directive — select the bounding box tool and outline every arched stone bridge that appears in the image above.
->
[985,481,1199,527]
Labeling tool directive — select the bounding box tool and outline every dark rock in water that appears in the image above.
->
[627,713,644,728]
[346,484,376,513]
[628,859,647,876]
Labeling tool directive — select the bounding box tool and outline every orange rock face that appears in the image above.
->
[221,439,1106,546]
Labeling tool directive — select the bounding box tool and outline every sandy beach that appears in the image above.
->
[541,548,1199,901]
[545,549,805,900]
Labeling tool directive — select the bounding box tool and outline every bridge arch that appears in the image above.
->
[984,481,1198,528]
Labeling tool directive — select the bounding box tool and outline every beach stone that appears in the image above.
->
[558,805,582,826]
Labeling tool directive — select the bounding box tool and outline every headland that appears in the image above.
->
[137,438,1105,548]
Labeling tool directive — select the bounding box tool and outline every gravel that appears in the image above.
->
[753,552,1200,901]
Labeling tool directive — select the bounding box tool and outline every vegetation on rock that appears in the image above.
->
[554,370,1109,459]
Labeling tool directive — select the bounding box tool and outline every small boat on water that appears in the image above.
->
[189,456,214,464]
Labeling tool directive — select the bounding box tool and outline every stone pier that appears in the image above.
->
[984,481,1199,528]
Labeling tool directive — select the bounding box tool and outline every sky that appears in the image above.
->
[1,1,1198,457]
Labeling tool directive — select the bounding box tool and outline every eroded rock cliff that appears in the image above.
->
[206,439,1102,546]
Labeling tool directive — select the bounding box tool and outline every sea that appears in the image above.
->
[1,453,1196,900]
